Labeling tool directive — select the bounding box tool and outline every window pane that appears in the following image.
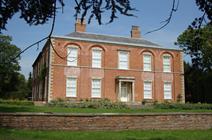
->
[119,51,128,69]
[143,54,151,71]
[164,82,172,99]
[144,81,152,99]
[67,47,78,66]
[163,55,171,72]
[92,79,101,98]
[66,77,77,97]
[92,49,102,68]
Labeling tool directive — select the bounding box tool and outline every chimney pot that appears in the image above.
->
[131,26,141,38]
[75,18,86,32]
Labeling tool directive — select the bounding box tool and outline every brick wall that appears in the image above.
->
[49,38,184,102]
[0,113,211,130]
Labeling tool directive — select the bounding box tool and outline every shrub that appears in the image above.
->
[48,98,128,109]
[154,102,212,110]
[0,99,34,106]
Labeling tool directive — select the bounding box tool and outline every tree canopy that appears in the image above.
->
[176,24,212,71]
[0,0,134,32]
[0,0,211,32]
[0,34,30,99]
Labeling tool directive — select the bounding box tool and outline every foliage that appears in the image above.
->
[191,0,212,29]
[1,102,212,113]
[176,24,212,71]
[0,0,64,31]
[0,34,30,99]
[27,72,32,99]
[0,34,20,72]
[0,99,34,106]
[48,98,128,109]
[1,0,211,32]
[1,128,212,140]
[74,0,135,24]
[0,0,134,32]
[183,62,212,103]
[154,102,212,110]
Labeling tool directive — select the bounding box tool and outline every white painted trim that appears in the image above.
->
[47,39,53,102]
[143,81,153,99]
[91,78,102,98]
[143,54,152,72]
[92,49,102,68]
[163,81,172,100]
[118,50,129,70]
[66,77,77,98]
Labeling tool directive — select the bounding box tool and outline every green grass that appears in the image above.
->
[0,104,212,113]
[0,128,212,140]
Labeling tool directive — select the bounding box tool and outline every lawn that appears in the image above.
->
[0,104,212,113]
[0,128,212,140]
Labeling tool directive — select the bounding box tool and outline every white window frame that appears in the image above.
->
[143,53,152,71]
[143,81,152,99]
[66,77,77,97]
[163,54,171,72]
[67,46,78,66]
[91,78,102,98]
[92,48,102,68]
[164,81,172,99]
[118,51,129,70]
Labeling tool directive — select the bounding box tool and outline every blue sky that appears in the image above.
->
[2,0,203,78]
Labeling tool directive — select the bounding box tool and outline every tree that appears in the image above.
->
[176,24,212,71]
[0,0,134,32]
[27,72,32,99]
[176,23,212,103]
[184,62,212,103]
[0,0,211,32]
[0,34,28,99]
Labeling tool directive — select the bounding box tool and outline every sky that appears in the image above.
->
[2,0,203,78]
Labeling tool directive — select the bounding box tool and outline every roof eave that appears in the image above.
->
[52,35,182,51]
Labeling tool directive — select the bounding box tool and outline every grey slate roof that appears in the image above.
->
[53,32,181,51]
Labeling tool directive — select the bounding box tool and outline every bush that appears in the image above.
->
[48,98,128,109]
[0,99,34,106]
[154,102,212,110]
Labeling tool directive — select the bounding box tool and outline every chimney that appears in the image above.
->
[75,18,86,32]
[131,26,141,38]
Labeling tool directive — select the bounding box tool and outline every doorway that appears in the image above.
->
[119,82,133,102]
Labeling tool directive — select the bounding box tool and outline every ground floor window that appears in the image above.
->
[92,79,101,98]
[164,82,172,99]
[66,77,77,97]
[144,81,152,99]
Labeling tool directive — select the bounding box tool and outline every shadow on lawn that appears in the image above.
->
[0,105,33,112]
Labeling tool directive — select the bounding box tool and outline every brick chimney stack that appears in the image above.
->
[75,18,86,32]
[131,26,141,38]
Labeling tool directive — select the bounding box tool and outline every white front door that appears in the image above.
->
[120,85,128,102]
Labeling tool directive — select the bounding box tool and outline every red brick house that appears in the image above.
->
[32,20,185,103]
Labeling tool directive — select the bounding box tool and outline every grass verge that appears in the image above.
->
[0,128,212,140]
[0,104,212,113]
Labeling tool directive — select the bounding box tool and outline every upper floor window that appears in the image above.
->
[67,47,78,66]
[118,51,129,69]
[66,77,77,97]
[143,54,152,71]
[143,81,152,99]
[92,48,102,68]
[164,82,172,99]
[163,54,171,72]
[91,79,101,98]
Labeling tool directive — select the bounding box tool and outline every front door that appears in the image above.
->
[120,83,128,102]
[120,82,132,102]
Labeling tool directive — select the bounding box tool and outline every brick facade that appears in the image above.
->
[32,20,184,103]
